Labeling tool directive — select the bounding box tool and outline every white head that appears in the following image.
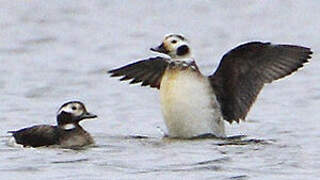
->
[150,34,192,60]
[57,101,85,117]
[56,101,97,128]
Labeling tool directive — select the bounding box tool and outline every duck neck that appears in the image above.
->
[57,112,80,128]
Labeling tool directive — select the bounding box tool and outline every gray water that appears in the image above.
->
[1,0,320,179]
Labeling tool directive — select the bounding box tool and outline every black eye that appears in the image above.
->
[71,106,77,110]
[171,40,177,44]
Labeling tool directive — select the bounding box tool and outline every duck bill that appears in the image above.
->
[80,112,98,120]
[150,43,169,54]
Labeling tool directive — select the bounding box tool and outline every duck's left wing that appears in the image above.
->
[108,56,170,89]
[209,42,312,123]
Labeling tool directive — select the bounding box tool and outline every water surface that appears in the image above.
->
[1,0,319,179]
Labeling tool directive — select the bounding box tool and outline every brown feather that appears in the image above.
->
[209,42,312,123]
[108,57,170,89]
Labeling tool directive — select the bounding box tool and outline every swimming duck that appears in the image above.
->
[108,34,312,138]
[8,101,97,148]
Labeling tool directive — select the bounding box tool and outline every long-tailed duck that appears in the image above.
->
[8,101,97,148]
[108,34,312,138]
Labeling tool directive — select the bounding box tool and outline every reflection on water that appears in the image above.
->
[1,0,320,179]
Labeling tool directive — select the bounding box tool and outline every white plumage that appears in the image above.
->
[160,68,225,138]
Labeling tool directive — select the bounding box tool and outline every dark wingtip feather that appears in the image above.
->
[108,68,123,77]
[108,57,169,89]
[108,70,120,77]
[107,69,117,74]
[129,78,142,84]
[120,76,132,81]
[110,73,120,77]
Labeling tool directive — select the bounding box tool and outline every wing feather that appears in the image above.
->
[9,125,59,147]
[108,56,170,89]
[209,42,312,123]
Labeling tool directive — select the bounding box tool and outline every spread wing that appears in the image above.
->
[8,125,59,147]
[209,42,312,123]
[108,56,170,89]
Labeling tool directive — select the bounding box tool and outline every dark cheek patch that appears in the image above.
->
[177,45,189,56]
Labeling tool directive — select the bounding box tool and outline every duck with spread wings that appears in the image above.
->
[109,34,312,138]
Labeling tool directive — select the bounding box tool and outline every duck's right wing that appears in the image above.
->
[108,56,170,89]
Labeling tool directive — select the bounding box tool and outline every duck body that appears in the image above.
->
[160,61,225,138]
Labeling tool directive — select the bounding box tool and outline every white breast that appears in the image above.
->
[160,68,225,138]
